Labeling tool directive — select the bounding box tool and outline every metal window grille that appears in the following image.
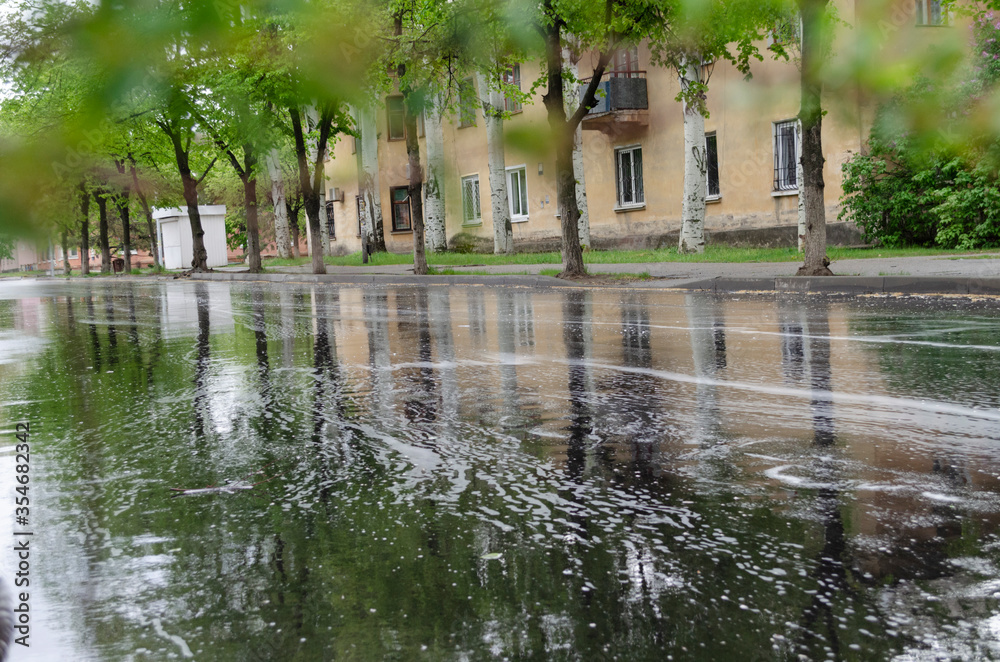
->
[462,175,481,224]
[706,134,720,198]
[616,146,644,206]
[325,201,335,239]
[773,121,798,191]
[916,0,944,25]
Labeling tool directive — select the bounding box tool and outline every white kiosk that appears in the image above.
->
[154,206,229,270]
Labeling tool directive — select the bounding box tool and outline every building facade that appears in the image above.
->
[322,0,947,255]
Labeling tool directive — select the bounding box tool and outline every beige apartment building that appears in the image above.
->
[323,0,950,255]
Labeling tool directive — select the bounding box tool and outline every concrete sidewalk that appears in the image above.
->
[202,253,1000,295]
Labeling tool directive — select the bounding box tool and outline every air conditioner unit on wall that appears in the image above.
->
[329,187,345,202]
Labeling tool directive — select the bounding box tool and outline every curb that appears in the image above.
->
[186,271,579,288]
[678,276,1000,295]
[20,272,1000,296]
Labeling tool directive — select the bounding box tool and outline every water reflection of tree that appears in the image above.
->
[685,294,727,447]
[311,287,346,445]
[365,289,395,418]
[562,289,593,481]
[192,282,211,440]
[428,289,458,421]
[792,299,854,660]
[102,284,118,363]
[395,288,438,425]
[86,294,102,371]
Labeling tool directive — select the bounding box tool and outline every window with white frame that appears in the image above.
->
[507,166,528,220]
[462,174,481,224]
[705,133,720,199]
[615,145,644,208]
[915,0,945,25]
[68,247,79,259]
[773,120,798,191]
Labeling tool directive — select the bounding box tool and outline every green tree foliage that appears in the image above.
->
[840,13,1000,250]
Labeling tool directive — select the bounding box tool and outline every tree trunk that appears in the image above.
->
[114,160,133,272]
[797,0,833,276]
[572,121,589,249]
[679,59,707,254]
[95,191,111,274]
[289,107,327,275]
[319,189,330,254]
[306,106,331,261]
[129,159,158,268]
[143,204,158,268]
[358,102,386,252]
[266,148,291,259]
[554,130,584,276]
[161,121,210,271]
[61,229,70,275]
[541,16,585,277]
[244,162,262,274]
[181,173,209,271]
[403,96,428,275]
[424,92,448,252]
[796,119,806,252]
[288,202,301,257]
[115,197,132,272]
[302,185,325,274]
[478,71,514,254]
[563,47,590,249]
[79,184,90,276]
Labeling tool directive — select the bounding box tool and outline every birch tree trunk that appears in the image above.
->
[679,60,707,254]
[424,92,447,252]
[318,189,329,254]
[265,148,291,259]
[358,103,386,252]
[563,47,590,249]
[478,71,514,254]
[797,0,834,276]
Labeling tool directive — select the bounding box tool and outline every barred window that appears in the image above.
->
[325,200,336,239]
[615,146,644,207]
[773,120,798,191]
[462,175,481,225]
[915,0,945,26]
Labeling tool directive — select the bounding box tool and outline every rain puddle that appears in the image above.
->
[1,280,999,660]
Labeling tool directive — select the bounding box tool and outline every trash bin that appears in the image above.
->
[112,258,125,274]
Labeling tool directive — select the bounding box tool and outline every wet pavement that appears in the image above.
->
[2,279,1000,660]
[216,252,1000,283]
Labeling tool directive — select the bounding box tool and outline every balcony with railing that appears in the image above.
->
[580,71,649,131]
